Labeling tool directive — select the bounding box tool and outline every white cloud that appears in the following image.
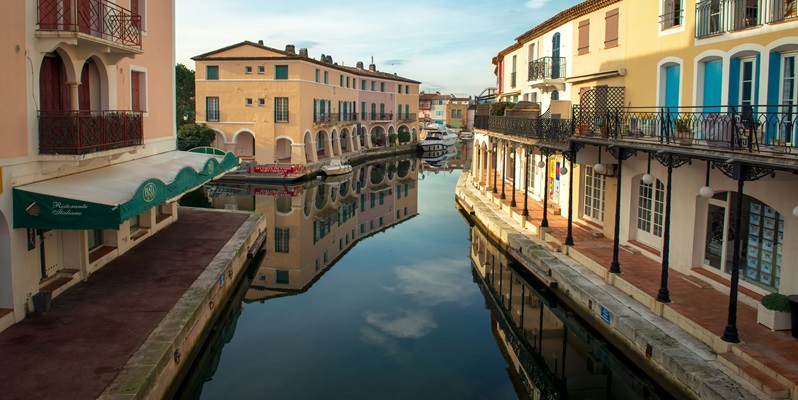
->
[364,309,437,339]
[525,0,549,9]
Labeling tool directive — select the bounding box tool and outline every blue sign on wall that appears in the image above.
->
[600,306,611,324]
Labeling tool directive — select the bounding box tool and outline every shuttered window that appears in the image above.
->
[578,19,590,55]
[206,97,219,121]
[275,65,288,79]
[605,8,619,49]
[206,65,219,80]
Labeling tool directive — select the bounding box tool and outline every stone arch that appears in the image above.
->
[303,130,316,163]
[316,130,331,159]
[331,129,341,157]
[84,55,111,110]
[274,136,293,163]
[232,129,255,157]
[370,126,386,147]
[340,128,350,153]
[212,128,227,149]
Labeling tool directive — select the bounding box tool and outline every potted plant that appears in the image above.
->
[574,122,589,136]
[674,117,693,145]
[757,293,792,331]
[596,119,609,138]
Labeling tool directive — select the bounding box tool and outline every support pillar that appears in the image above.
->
[68,81,80,111]
[500,144,506,200]
[541,153,549,228]
[522,147,530,217]
[510,147,517,207]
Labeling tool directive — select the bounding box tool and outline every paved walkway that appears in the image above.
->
[472,171,798,397]
[0,208,250,400]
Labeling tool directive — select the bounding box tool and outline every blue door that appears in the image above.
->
[664,65,680,108]
[703,60,723,112]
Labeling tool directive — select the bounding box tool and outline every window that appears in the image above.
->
[275,227,289,253]
[637,178,665,242]
[315,69,320,82]
[275,65,288,79]
[405,104,409,118]
[206,65,219,80]
[578,19,590,55]
[353,78,357,88]
[131,70,146,112]
[88,230,103,252]
[324,71,328,84]
[362,102,367,119]
[380,103,385,118]
[258,66,265,74]
[380,82,385,92]
[206,96,219,121]
[583,166,605,223]
[245,66,252,74]
[276,270,289,284]
[511,55,517,87]
[398,105,402,119]
[347,76,350,87]
[451,109,456,118]
[371,103,376,119]
[780,54,796,144]
[371,81,376,91]
[605,8,619,48]
[457,109,462,118]
[740,58,755,113]
[362,80,366,90]
[406,86,409,94]
[258,98,265,106]
[661,0,683,29]
[274,97,288,122]
[130,0,144,31]
[398,84,403,93]
[526,156,536,192]
[245,98,253,106]
[340,75,344,86]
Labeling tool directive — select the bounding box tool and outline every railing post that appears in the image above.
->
[730,105,738,150]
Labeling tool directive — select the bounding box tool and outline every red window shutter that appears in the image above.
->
[130,0,141,29]
[578,19,590,55]
[131,71,141,111]
[605,8,619,48]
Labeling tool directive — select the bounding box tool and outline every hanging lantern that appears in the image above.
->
[594,163,606,174]
[792,205,798,219]
[699,186,715,199]
[560,165,569,175]
[538,160,545,168]
[642,173,655,185]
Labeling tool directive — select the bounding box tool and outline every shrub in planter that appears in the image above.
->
[758,293,792,331]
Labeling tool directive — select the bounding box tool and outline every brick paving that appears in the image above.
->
[0,208,249,400]
[474,170,798,392]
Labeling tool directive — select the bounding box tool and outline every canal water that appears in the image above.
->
[173,150,673,400]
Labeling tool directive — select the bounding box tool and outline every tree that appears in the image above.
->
[176,64,195,128]
[398,131,410,143]
[177,123,214,150]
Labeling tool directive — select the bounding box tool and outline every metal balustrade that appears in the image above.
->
[37,0,142,48]
[313,113,358,124]
[39,110,143,155]
[528,57,567,81]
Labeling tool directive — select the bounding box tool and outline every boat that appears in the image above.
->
[321,157,353,176]
[222,163,307,183]
[417,124,457,152]
[419,144,457,168]
[459,131,473,140]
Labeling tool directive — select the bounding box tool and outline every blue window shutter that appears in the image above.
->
[703,60,723,112]
[754,54,761,105]
[664,65,680,108]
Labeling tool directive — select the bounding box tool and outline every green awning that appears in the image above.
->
[13,151,239,230]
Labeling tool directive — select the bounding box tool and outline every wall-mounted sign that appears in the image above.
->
[600,305,611,324]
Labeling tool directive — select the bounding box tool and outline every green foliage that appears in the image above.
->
[397,160,411,177]
[490,102,514,116]
[177,123,215,150]
[675,117,692,133]
[762,293,791,312]
[176,64,195,128]
[388,133,398,144]
[398,131,411,143]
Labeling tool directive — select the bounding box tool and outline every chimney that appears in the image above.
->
[299,48,308,57]
[369,56,376,71]
[285,44,295,54]
[327,55,333,64]
[356,61,364,69]
[257,40,263,45]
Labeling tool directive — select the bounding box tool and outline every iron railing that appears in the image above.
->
[366,113,393,121]
[314,113,358,124]
[696,0,726,37]
[768,0,798,22]
[397,114,417,122]
[39,110,143,155]
[729,0,762,30]
[528,57,566,81]
[488,116,572,146]
[660,8,684,29]
[37,0,142,48]
[576,105,797,154]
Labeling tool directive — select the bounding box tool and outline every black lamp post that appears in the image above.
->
[654,152,690,303]
[492,143,498,193]
[541,149,551,228]
[609,146,636,274]
[564,145,582,246]
[523,146,530,216]
[510,147,517,207]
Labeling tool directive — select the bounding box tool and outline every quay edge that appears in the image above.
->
[97,210,267,400]
[454,172,761,400]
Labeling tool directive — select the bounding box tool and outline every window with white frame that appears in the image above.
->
[275,227,289,253]
[206,96,219,121]
[661,0,683,29]
[582,165,605,223]
[258,98,265,106]
[637,178,665,240]
[274,97,288,122]
[258,66,265,74]
[245,66,252,74]
[740,58,755,110]
[245,98,253,106]
[526,155,536,192]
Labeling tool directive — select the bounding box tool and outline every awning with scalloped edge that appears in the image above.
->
[13,151,239,230]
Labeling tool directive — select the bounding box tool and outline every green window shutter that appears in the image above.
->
[206,66,219,80]
[275,65,288,79]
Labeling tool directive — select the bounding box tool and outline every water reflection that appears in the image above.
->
[205,156,420,301]
[469,225,673,400]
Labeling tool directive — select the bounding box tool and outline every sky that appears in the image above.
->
[175,0,583,98]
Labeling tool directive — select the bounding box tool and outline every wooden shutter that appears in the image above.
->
[131,71,141,111]
[578,19,590,55]
[605,9,619,48]
[130,0,141,29]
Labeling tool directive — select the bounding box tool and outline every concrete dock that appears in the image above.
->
[0,207,265,400]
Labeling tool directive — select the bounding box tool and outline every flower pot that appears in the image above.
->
[599,126,609,138]
[676,130,693,146]
[757,303,792,331]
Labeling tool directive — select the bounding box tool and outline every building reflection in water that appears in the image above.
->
[469,225,673,400]
[205,155,420,302]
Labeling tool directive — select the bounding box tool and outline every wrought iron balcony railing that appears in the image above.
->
[397,114,417,122]
[314,113,358,124]
[366,113,393,121]
[729,0,762,30]
[575,104,797,155]
[768,0,798,23]
[696,0,727,37]
[476,115,571,146]
[528,57,566,81]
[660,8,684,29]
[39,110,143,155]
[37,0,142,48]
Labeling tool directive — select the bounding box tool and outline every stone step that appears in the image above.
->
[718,352,790,399]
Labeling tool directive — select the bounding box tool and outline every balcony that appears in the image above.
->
[659,8,684,29]
[37,0,142,51]
[529,57,566,81]
[397,114,417,123]
[768,0,797,23]
[365,113,393,122]
[39,110,143,155]
[694,0,794,38]
[314,113,358,125]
